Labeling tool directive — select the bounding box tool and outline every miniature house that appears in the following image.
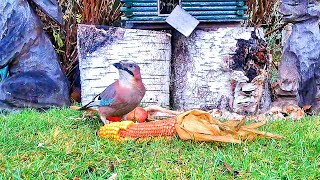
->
[120,0,248,28]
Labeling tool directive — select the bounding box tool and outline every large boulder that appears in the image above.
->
[276,0,320,110]
[0,0,70,110]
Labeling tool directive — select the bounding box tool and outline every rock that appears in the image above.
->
[241,83,256,92]
[231,71,249,83]
[277,0,320,109]
[0,0,70,110]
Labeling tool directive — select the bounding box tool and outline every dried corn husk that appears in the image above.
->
[175,110,284,143]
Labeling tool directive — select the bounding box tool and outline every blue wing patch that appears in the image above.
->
[99,98,115,106]
[0,66,9,81]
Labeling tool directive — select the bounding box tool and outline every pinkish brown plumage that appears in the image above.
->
[81,61,145,124]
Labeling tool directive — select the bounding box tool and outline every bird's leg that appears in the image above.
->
[99,114,110,124]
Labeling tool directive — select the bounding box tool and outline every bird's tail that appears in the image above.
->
[70,94,100,113]
[70,105,99,113]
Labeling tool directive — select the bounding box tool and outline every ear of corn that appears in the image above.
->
[97,120,176,140]
[97,111,283,143]
[97,121,134,140]
[119,119,176,138]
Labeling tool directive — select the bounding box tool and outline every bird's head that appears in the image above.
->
[113,60,142,83]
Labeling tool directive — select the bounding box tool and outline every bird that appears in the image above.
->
[80,60,146,124]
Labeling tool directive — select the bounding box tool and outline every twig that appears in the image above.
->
[143,105,182,115]
[264,22,289,37]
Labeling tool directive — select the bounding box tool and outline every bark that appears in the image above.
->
[77,25,171,107]
[171,27,271,113]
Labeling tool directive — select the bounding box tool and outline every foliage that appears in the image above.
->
[0,108,319,179]
[36,0,122,97]
[81,0,122,25]
[245,0,284,64]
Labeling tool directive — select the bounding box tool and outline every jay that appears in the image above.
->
[81,61,145,124]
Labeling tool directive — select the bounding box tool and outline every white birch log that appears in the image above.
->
[171,27,266,111]
[77,25,171,107]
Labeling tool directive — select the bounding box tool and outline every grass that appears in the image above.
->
[0,108,319,179]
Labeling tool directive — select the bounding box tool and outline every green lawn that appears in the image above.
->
[0,108,319,179]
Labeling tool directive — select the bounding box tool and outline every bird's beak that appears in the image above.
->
[113,63,123,69]
[113,63,134,76]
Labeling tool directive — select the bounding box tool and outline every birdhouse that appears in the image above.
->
[120,0,248,29]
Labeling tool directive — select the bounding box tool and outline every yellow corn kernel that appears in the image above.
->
[98,121,134,140]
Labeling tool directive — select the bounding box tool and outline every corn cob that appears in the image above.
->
[119,119,176,138]
[97,121,134,140]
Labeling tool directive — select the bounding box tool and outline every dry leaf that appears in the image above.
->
[144,105,182,115]
[177,110,222,135]
[180,116,220,135]
[254,113,267,121]
[108,173,118,180]
[65,140,72,154]
[241,127,284,139]
[190,131,241,143]
[234,129,257,141]
[177,110,221,124]
[223,161,233,172]
[221,120,242,127]
[269,106,282,113]
[303,105,312,111]
[70,105,81,110]
[174,124,191,140]
[265,103,306,120]
[289,110,304,119]
[52,127,60,144]
[284,105,295,113]
[242,122,265,129]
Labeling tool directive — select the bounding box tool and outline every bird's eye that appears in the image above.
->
[129,64,134,68]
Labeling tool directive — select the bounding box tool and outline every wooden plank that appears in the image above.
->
[182,0,247,1]
[124,21,172,29]
[121,6,247,12]
[122,15,247,21]
[122,16,166,21]
[121,7,157,12]
[186,10,245,15]
[183,6,248,11]
[129,1,245,6]
[121,0,157,2]
[195,15,248,20]
[122,0,246,2]
[182,1,245,6]
[124,18,246,24]
[123,21,241,29]
[126,10,244,16]
[132,2,157,6]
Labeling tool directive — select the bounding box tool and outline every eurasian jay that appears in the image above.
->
[81,61,146,124]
